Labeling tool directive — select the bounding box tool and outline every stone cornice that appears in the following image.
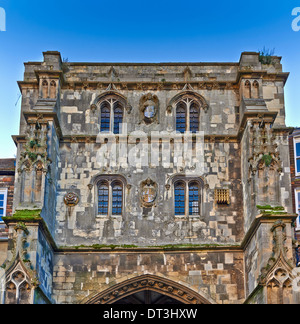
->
[3,213,297,255]
[3,216,58,252]
[241,213,298,251]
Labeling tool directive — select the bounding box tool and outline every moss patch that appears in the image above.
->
[61,243,240,251]
[256,205,287,215]
[3,209,42,220]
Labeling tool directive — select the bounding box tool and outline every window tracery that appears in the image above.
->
[174,178,203,217]
[96,176,125,217]
[175,96,201,133]
[98,96,125,134]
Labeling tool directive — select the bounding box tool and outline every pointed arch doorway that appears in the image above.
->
[85,275,212,305]
[112,290,184,305]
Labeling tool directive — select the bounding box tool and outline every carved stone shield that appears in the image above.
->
[141,178,157,207]
[144,105,156,119]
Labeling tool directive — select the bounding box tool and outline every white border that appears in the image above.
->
[0,188,7,222]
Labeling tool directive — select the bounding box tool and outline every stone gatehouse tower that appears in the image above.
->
[1,51,299,304]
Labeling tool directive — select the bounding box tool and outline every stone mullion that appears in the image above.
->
[110,100,114,133]
[108,180,112,218]
[185,181,189,218]
[186,99,191,133]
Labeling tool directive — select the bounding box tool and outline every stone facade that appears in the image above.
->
[0,51,299,304]
[0,159,15,265]
[289,128,300,265]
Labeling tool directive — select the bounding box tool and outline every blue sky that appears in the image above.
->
[0,0,299,158]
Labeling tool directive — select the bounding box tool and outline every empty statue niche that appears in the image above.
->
[256,159,280,205]
[42,80,48,99]
[243,80,260,99]
[40,79,57,99]
[20,161,45,204]
[50,80,57,98]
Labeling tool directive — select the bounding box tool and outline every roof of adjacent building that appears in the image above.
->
[0,159,16,175]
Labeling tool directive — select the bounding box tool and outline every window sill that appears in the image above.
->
[97,215,109,219]
[96,215,123,219]
[175,215,201,220]
[175,215,186,220]
[111,215,122,220]
[189,215,201,219]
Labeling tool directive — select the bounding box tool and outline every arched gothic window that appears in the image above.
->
[176,104,186,134]
[100,104,111,133]
[175,97,200,133]
[96,177,125,216]
[98,181,109,215]
[98,96,125,134]
[174,181,186,216]
[190,103,200,133]
[189,181,200,216]
[112,181,123,215]
[113,104,124,135]
[174,178,203,217]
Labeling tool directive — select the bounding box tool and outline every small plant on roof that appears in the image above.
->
[259,47,275,65]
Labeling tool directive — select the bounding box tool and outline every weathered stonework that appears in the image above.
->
[1,51,298,304]
[0,159,15,265]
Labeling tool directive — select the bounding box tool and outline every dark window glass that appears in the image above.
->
[190,104,199,133]
[296,142,300,173]
[0,193,5,221]
[101,106,110,132]
[189,182,200,215]
[176,105,186,133]
[113,106,123,134]
[175,182,185,215]
[296,142,300,157]
[112,184,122,215]
[98,184,109,215]
[297,157,300,174]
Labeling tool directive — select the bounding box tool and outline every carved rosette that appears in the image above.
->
[64,192,80,207]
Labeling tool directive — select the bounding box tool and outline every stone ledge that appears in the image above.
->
[241,213,298,251]
[3,212,297,254]
[3,211,58,252]
[57,243,242,253]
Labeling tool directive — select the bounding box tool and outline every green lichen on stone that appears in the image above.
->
[262,154,273,167]
[13,209,41,218]
[62,243,239,251]
[72,244,139,250]
[256,205,287,215]
[3,209,42,222]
